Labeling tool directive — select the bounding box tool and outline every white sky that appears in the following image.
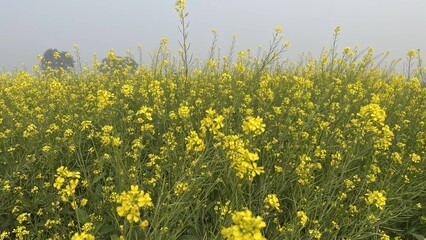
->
[1,0,425,71]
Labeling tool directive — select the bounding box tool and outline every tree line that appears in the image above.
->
[40,48,137,73]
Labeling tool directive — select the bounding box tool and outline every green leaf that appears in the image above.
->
[99,224,116,235]
[110,234,120,240]
[177,235,200,240]
[92,173,105,185]
[75,208,89,223]
[411,233,425,240]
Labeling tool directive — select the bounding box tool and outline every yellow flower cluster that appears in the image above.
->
[221,209,266,240]
[116,185,153,223]
[223,135,264,180]
[365,190,387,210]
[263,194,281,212]
[352,103,394,152]
[136,106,155,133]
[23,124,38,138]
[297,211,309,227]
[200,108,225,137]
[174,182,189,196]
[295,154,322,185]
[214,200,233,219]
[96,89,115,111]
[175,0,186,12]
[178,104,191,119]
[120,84,133,98]
[185,130,205,153]
[242,116,266,136]
[97,125,122,147]
[53,166,81,202]
[71,232,95,240]
[357,103,386,129]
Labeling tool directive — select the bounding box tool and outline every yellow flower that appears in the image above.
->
[53,176,65,189]
[297,211,308,227]
[309,229,322,239]
[365,190,386,210]
[178,105,191,119]
[140,219,150,229]
[410,153,421,163]
[407,49,417,58]
[264,194,281,212]
[221,209,266,240]
[185,131,205,153]
[16,213,30,224]
[174,182,189,196]
[175,0,186,12]
[71,232,95,240]
[275,26,283,33]
[242,116,266,136]
[12,226,29,240]
[334,26,341,33]
[343,47,353,55]
[121,84,133,97]
[160,38,169,46]
[116,185,153,223]
[80,198,88,206]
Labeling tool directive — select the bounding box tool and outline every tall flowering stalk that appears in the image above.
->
[175,0,192,80]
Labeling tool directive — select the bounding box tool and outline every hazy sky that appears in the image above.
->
[1,0,425,71]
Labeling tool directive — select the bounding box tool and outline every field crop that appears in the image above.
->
[1,2,426,240]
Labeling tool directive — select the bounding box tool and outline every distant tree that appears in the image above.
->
[40,48,75,71]
[100,56,138,74]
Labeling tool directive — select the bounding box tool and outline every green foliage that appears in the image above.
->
[40,48,75,72]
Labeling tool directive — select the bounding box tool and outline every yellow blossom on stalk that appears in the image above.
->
[221,209,266,240]
[0,231,10,239]
[354,103,394,152]
[297,211,309,227]
[223,135,264,180]
[407,49,416,58]
[16,213,30,224]
[53,166,81,202]
[140,219,150,229]
[296,154,322,185]
[242,116,266,136]
[53,51,61,60]
[80,198,88,206]
[175,0,186,12]
[215,200,233,219]
[334,26,341,33]
[12,226,29,240]
[174,182,189,196]
[365,190,386,210]
[178,105,191,119]
[121,84,133,98]
[264,194,281,212]
[275,26,283,33]
[116,185,153,223]
[97,89,115,111]
[23,124,38,138]
[410,153,421,163]
[274,165,283,173]
[185,130,205,153]
[309,229,322,239]
[343,47,353,55]
[71,232,95,240]
[160,38,169,46]
[367,214,380,223]
[200,109,225,136]
[357,103,386,127]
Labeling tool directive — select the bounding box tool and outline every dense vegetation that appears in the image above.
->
[1,1,426,239]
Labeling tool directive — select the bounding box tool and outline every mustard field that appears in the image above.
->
[1,2,426,240]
